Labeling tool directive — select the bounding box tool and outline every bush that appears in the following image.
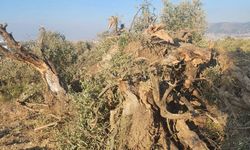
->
[56,34,147,149]
[42,31,77,83]
[161,0,207,42]
[132,0,156,32]
[0,59,44,102]
[57,75,111,149]
[74,41,93,55]
[214,37,250,51]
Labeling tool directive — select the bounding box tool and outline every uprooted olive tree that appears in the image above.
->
[0,24,65,98]
[104,41,214,149]
[81,26,250,149]
[0,24,68,118]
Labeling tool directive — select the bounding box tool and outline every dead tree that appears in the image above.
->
[0,24,65,98]
[108,16,119,34]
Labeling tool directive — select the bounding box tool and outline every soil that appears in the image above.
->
[0,99,63,150]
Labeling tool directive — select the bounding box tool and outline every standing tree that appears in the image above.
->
[161,0,207,42]
[130,0,157,32]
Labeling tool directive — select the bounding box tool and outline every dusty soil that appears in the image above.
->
[0,100,60,150]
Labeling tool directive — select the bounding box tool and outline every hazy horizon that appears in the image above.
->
[1,0,250,41]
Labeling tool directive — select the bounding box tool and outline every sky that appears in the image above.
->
[1,0,250,41]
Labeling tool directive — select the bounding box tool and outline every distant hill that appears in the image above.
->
[207,22,250,39]
[208,22,250,34]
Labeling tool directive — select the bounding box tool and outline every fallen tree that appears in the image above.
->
[0,24,65,98]
[84,26,229,149]
[107,42,215,149]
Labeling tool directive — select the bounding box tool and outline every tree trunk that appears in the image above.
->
[0,24,65,97]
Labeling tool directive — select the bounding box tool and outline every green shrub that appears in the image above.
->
[132,0,156,32]
[161,0,207,42]
[39,31,77,86]
[215,37,250,51]
[57,75,112,149]
[199,65,222,104]
[0,59,44,102]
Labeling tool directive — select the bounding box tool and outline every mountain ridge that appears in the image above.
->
[207,22,250,34]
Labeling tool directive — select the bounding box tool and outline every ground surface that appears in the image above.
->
[0,101,58,150]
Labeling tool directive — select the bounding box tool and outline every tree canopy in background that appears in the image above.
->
[161,0,206,42]
[132,0,157,32]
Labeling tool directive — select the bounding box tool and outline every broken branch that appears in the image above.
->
[150,73,192,120]
[34,122,58,131]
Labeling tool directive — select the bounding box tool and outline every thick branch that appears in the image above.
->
[150,73,192,120]
[0,24,23,51]
[0,45,13,58]
[180,97,195,113]
[129,7,143,32]
[176,120,209,150]
[0,24,65,96]
[161,81,177,102]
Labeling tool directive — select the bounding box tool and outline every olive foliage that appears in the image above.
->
[161,0,207,42]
